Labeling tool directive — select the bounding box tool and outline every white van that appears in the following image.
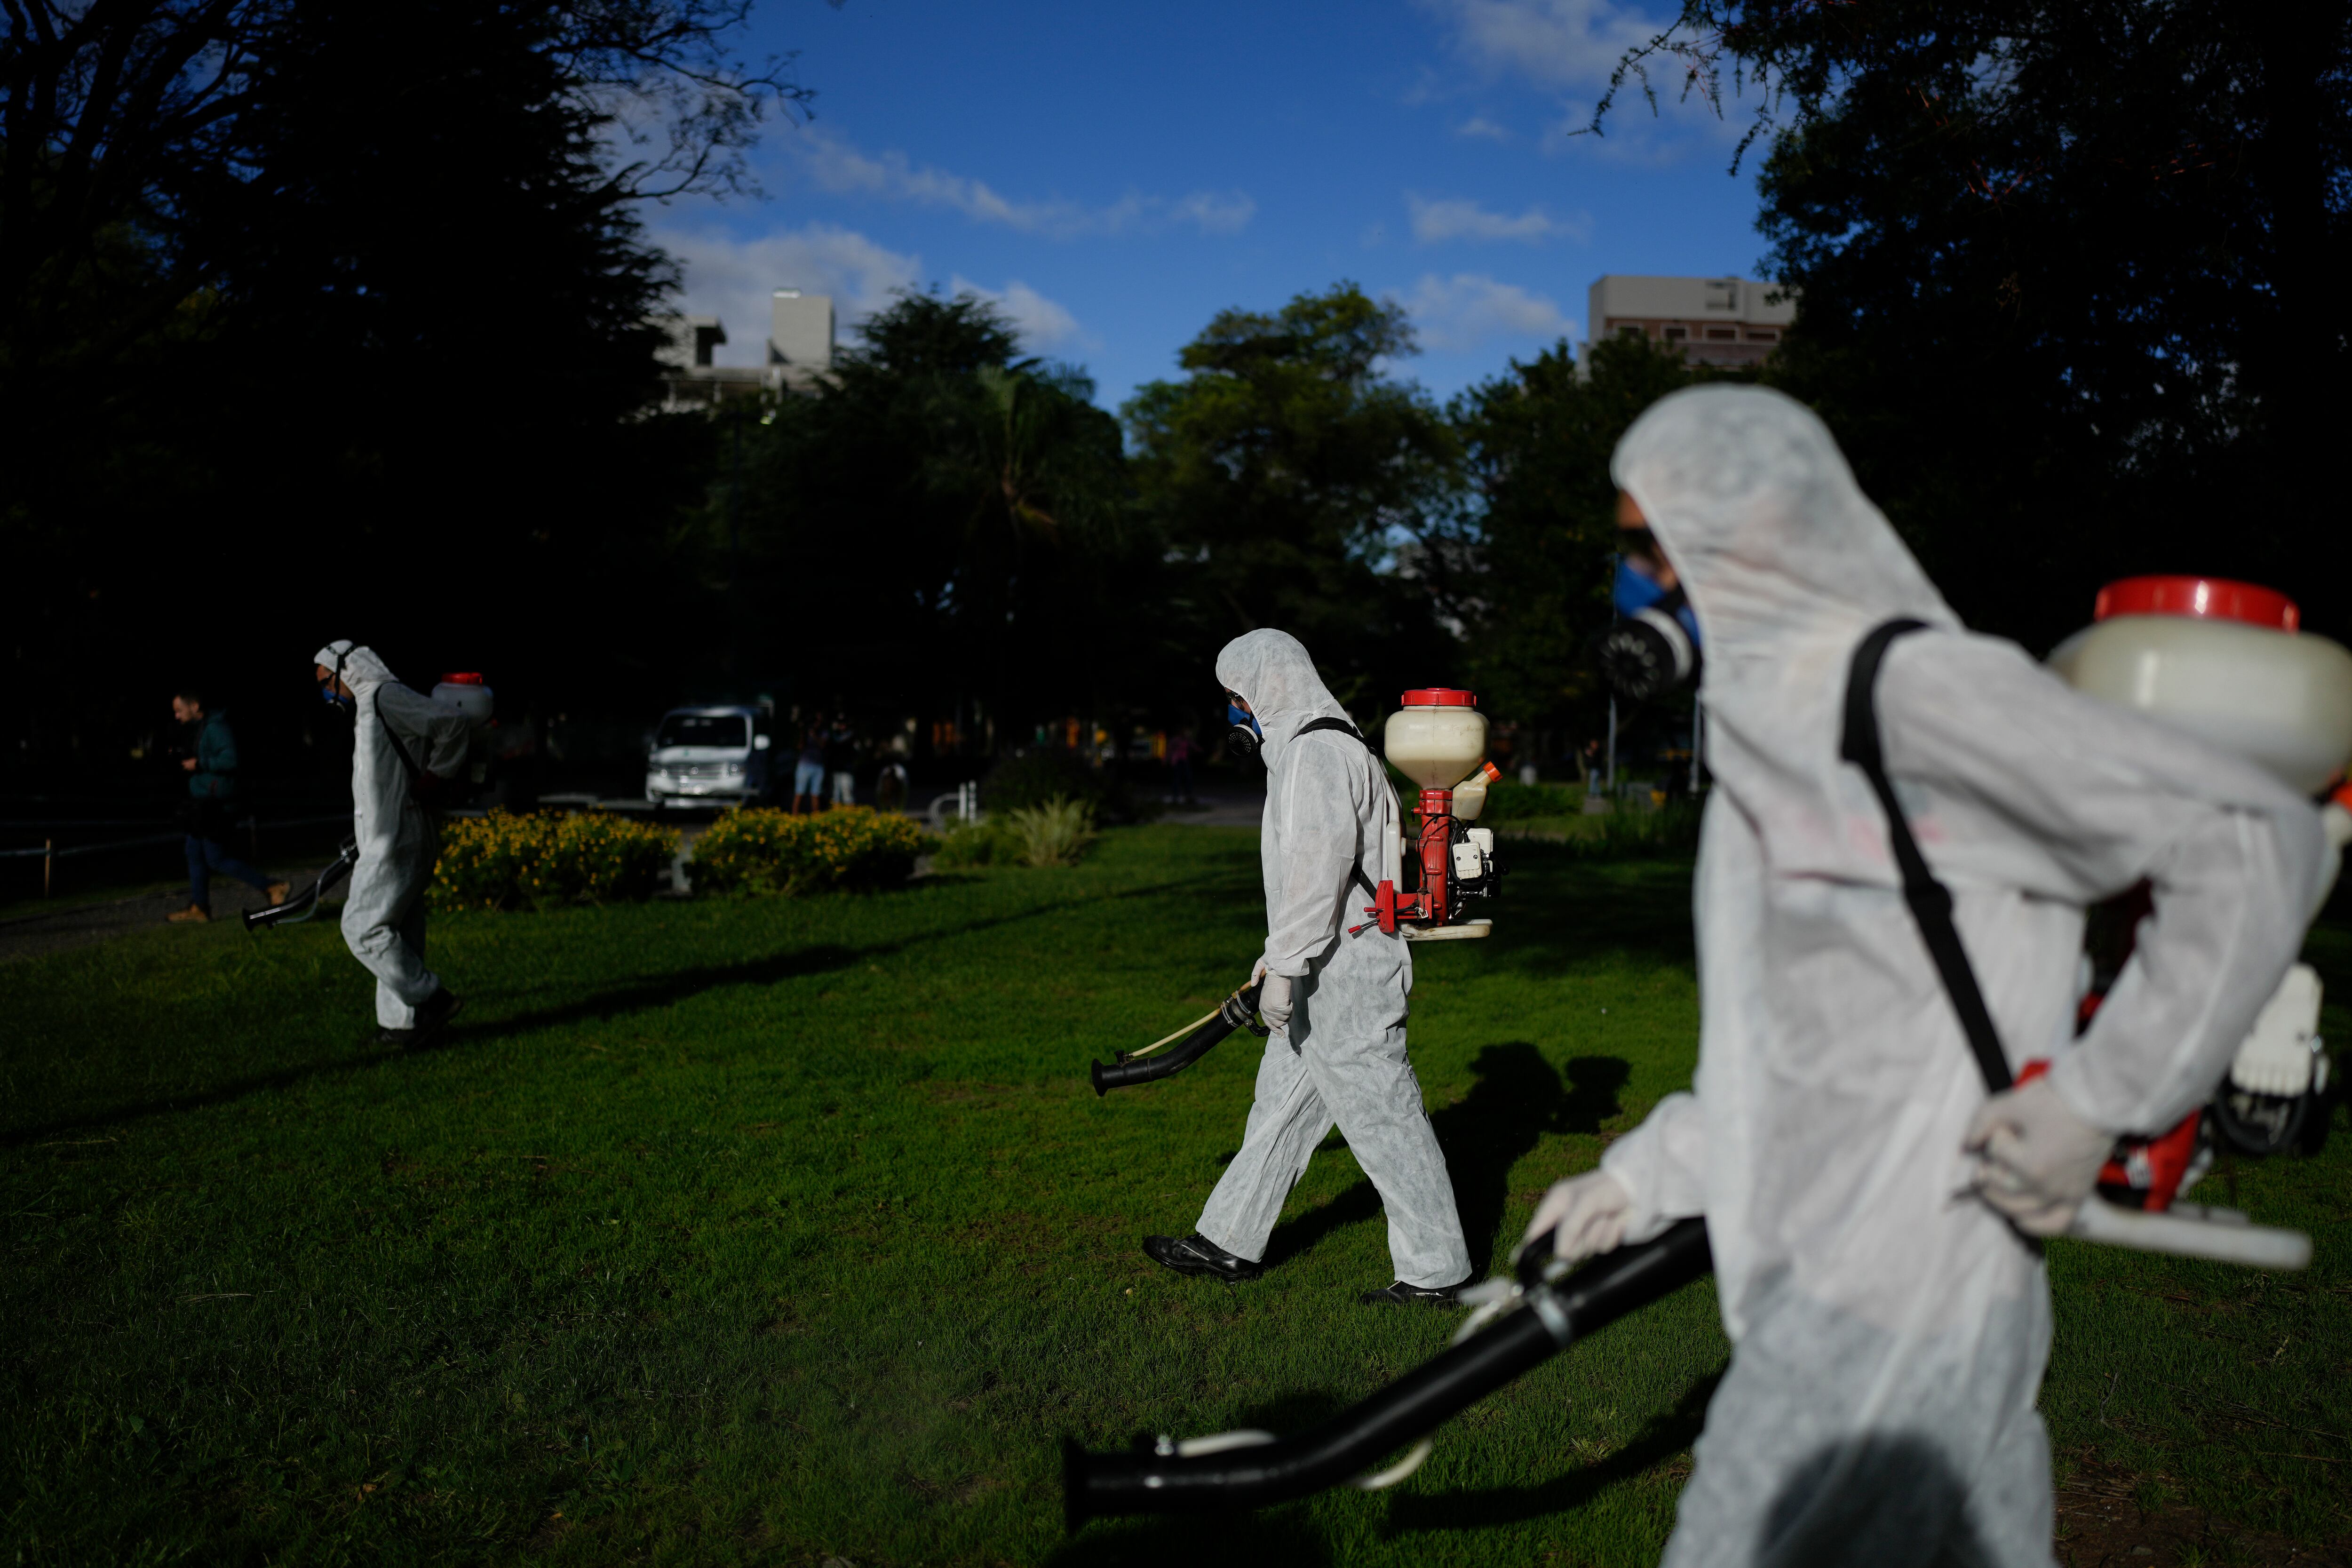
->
[645,705,773,808]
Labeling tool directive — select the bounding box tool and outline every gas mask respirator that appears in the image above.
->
[1596,557,1701,702]
[1225,696,1264,762]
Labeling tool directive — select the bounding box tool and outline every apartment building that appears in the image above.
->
[1582,275,1795,371]
[652,289,836,410]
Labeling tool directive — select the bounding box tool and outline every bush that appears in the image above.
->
[1006,796,1098,867]
[931,816,1014,869]
[431,810,678,912]
[686,806,934,897]
[1572,799,1704,859]
[1478,779,1584,821]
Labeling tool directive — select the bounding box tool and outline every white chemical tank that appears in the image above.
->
[1384,688,1487,792]
[432,672,495,726]
[2047,577,2352,794]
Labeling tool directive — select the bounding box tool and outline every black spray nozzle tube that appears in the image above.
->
[1090,982,1264,1096]
[244,836,359,931]
[1063,1217,1712,1525]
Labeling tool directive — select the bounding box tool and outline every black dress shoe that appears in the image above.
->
[413,987,464,1038]
[1360,1280,1464,1307]
[1143,1233,1263,1283]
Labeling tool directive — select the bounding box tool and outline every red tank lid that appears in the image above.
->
[2093,576,2299,631]
[439,671,487,685]
[1399,688,1478,708]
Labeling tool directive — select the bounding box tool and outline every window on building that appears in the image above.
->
[1746,329,1780,343]
[1663,326,1688,341]
[1617,325,1644,340]
[1705,279,1740,312]
[1705,327,1737,341]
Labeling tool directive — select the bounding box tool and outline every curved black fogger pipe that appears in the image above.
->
[1062,1217,1712,1524]
[1089,983,1264,1096]
[244,836,359,931]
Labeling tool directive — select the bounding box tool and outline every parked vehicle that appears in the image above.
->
[645,706,772,808]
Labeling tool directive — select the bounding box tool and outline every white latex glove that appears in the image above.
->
[1250,955,1269,986]
[1258,971,1295,1033]
[1963,1076,2114,1236]
[1522,1170,1633,1266]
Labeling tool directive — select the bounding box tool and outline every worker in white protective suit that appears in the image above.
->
[1144,629,1475,1306]
[315,642,471,1044]
[1523,387,2327,1566]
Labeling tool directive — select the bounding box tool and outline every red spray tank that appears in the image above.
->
[2048,577,2352,1199]
[1359,688,1502,939]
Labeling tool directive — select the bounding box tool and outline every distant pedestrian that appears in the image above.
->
[826,721,858,807]
[793,716,827,814]
[874,759,909,814]
[167,691,287,924]
[1168,731,1197,804]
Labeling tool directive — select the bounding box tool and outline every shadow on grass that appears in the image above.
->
[6,878,1197,1148]
[1262,1048,1629,1276]
[1382,1369,1722,1536]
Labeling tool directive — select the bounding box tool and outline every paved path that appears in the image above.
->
[0,863,333,965]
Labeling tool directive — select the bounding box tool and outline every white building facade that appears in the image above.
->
[652,289,836,410]
[1581,275,1795,372]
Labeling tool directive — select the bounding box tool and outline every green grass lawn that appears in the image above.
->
[2,825,2346,1565]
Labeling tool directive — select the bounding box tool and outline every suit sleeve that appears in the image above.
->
[1261,737,1365,977]
[1881,635,2326,1132]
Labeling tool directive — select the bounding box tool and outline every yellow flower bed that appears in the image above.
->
[430,810,679,912]
[687,806,933,897]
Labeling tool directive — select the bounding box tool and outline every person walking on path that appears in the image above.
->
[1144,629,1474,1306]
[315,642,470,1045]
[166,691,287,924]
[793,716,827,814]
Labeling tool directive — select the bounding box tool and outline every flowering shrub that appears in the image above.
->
[430,810,679,912]
[687,806,933,897]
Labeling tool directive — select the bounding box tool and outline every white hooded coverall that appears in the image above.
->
[1596,389,2326,1567]
[317,642,471,1030]
[1195,630,1473,1290]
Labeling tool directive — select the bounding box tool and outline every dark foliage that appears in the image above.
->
[1592,0,2352,648]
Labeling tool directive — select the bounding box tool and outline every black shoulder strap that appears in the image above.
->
[1840,619,2014,1095]
[1297,716,1370,747]
[375,704,426,794]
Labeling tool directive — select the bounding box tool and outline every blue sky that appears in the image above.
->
[645,0,1778,412]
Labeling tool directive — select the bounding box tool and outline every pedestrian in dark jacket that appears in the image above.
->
[167,691,287,924]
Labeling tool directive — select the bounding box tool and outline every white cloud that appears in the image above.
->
[949,275,1090,353]
[652,223,921,366]
[1454,115,1515,141]
[1424,0,1664,91]
[1393,273,1573,353]
[1407,192,1590,244]
[792,127,1254,239]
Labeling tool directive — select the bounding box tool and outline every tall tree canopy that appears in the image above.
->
[1450,335,1709,738]
[1599,0,2352,647]
[1122,284,1460,715]
[723,291,1145,751]
[2,0,800,783]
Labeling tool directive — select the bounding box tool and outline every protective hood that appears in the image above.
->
[313,641,400,695]
[1611,387,1960,883]
[1214,629,1352,769]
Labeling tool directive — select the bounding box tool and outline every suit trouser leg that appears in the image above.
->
[1196,1033,1334,1262]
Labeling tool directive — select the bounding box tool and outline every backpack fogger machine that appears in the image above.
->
[1064,585,2350,1523]
[1089,689,1503,1095]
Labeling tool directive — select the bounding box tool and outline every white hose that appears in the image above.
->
[1173,1429,1274,1457]
[1123,1005,1225,1061]
[2067,1197,2311,1270]
[1350,1438,1434,1491]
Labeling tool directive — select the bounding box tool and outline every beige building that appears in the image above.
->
[1582,275,1795,371]
[653,289,836,410]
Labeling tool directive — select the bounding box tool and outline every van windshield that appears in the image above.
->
[656,714,748,750]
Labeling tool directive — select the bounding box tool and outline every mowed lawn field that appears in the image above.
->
[3,825,2348,1566]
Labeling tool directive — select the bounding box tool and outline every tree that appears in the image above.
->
[2,1,803,782]
[1122,284,1460,715]
[726,291,1146,753]
[1449,334,1706,740]
[1590,0,2352,647]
